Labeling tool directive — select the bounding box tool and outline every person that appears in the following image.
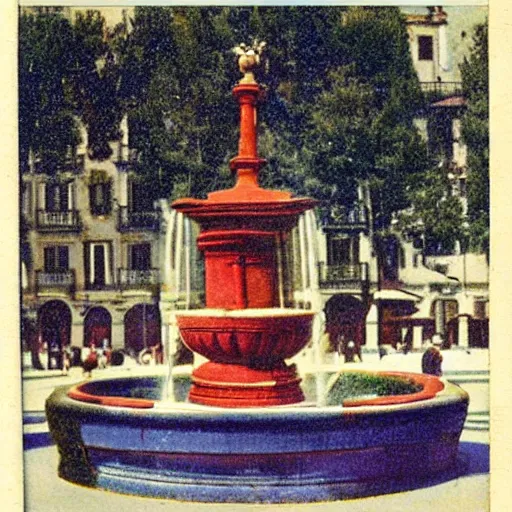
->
[345,340,361,363]
[82,343,99,378]
[62,346,71,375]
[422,346,443,376]
[98,349,108,369]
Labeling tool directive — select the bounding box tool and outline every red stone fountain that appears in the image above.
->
[47,42,469,502]
[172,43,317,407]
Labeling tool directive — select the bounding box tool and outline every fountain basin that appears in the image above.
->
[176,308,314,364]
[176,308,315,407]
[47,371,469,502]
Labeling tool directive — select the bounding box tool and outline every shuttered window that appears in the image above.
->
[44,246,69,272]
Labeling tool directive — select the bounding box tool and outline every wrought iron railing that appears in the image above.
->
[318,262,369,289]
[36,270,75,293]
[118,268,160,289]
[32,154,85,174]
[36,210,81,230]
[118,206,160,231]
[420,81,463,101]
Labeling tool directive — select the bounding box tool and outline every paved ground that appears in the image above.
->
[21,349,490,512]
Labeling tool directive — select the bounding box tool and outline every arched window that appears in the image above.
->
[37,300,71,369]
[84,307,112,348]
[124,304,161,353]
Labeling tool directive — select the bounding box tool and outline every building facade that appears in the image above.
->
[21,118,163,369]
[314,6,489,357]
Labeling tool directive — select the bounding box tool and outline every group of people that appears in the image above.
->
[80,343,112,377]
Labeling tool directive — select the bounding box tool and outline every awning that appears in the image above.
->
[373,289,422,302]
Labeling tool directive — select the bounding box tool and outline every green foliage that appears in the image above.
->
[19,9,126,166]
[326,371,422,406]
[71,10,124,160]
[305,7,427,228]
[21,5,481,256]
[122,7,239,200]
[19,11,80,171]
[400,166,464,254]
[460,22,489,254]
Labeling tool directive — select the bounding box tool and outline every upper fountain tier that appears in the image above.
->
[172,41,317,231]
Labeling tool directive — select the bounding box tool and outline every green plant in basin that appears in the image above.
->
[326,372,423,406]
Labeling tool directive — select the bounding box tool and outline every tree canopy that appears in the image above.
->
[19,6,488,253]
[460,21,489,255]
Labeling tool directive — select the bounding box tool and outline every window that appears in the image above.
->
[84,242,113,288]
[45,182,71,212]
[129,181,154,212]
[418,36,434,61]
[474,300,488,320]
[129,243,151,270]
[44,246,69,272]
[327,236,359,266]
[459,178,467,198]
[89,182,112,216]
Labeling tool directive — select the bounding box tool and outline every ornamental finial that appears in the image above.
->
[233,40,267,84]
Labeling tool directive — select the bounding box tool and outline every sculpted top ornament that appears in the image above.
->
[233,40,267,84]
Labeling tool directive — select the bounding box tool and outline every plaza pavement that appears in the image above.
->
[22,349,490,512]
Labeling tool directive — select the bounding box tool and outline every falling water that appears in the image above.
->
[292,210,328,406]
[158,205,196,403]
[160,204,327,406]
[304,210,328,406]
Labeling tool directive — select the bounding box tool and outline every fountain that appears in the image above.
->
[46,42,469,503]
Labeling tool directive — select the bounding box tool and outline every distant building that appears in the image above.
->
[21,117,163,369]
[313,6,488,356]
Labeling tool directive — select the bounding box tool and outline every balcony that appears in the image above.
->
[118,268,160,291]
[118,206,160,232]
[36,270,75,295]
[321,204,369,232]
[36,210,81,232]
[32,155,85,175]
[420,81,463,102]
[318,262,369,290]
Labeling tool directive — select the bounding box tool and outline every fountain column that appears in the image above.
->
[172,42,317,407]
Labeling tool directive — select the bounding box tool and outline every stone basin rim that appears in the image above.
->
[65,371,468,413]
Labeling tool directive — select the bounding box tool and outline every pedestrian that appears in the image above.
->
[98,349,108,369]
[62,346,71,375]
[422,347,443,376]
[345,340,359,363]
[82,343,99,378]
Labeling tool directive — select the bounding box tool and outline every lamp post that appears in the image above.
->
[461,220,470,292]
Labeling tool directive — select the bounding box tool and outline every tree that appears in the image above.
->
[121,7,239,200]
[119,7,351,201]
[460,22,489,254]
[71,10,124,160]
[19,11,80,172]
[304,7,427,231]
[399,167,464,255]
[19,9,124,166]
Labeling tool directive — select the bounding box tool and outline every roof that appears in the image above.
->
[399,265,455,286]
[431,96,466,108]
[373,289,422,302]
